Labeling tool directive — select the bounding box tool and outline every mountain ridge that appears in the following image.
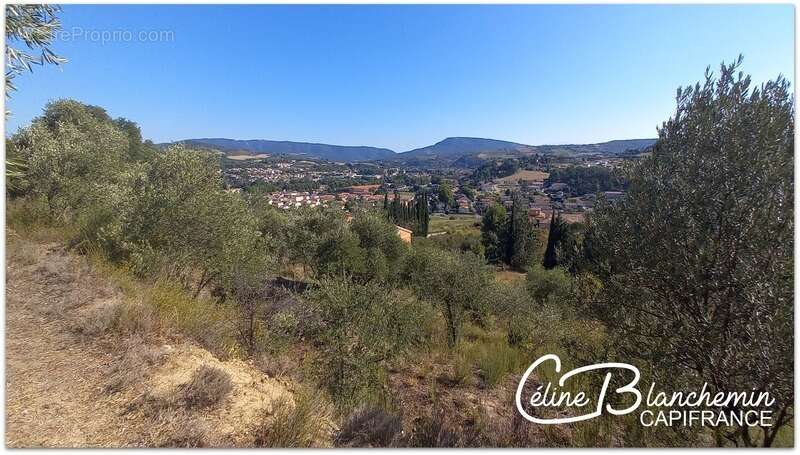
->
[166,136,657,162]
[174,138,396,161]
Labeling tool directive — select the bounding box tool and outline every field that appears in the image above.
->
[428,214,481,236]
[494,270,526,283]
[495,170,549,184]
[226,154,270,160]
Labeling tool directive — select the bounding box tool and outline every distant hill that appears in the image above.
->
[399,137,536,159]
[172,138,396,161]
[533,138,658,156]
[388,137,657,165]
[167,136,657,165]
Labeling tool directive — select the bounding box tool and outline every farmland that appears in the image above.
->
[495,170,549,184]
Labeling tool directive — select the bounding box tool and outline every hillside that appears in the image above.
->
[166,136,656,164]
[389,137,656,165]
[5,234,314,448]
[533,138,657,156]
[174,138,396,161]
[399,137,536,159]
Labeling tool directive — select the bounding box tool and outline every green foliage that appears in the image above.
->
[120,146,266,294]
[480,194,535,270]
[542,211,568,269]
[350,211,407,280]
[526,264,574,304]
[253,389,331,448]
[480,203,508,264]
[9,100,129,216]
[545,165,625,196]
[5,5,67,97]
[304,279,428,407]
[277,208,407,284]
[114,117,157,162]
[469,158,521,183]
[437,182,454,206]
[553,222,587,273]
[404,246,492,346]
[508,191,536,270]
[386,190,429,236]
[419,232,484,257]
[475,340,526,388]
[588,59,793,446]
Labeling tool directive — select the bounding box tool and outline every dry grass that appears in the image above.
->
[405,406,470,447]
[104,337,168,394]
[177,365,233,409]
[84,252,241,358]
[5,239,154,447]
[7,203,308,448]
[144,282,241,358]
[72,298,157,337]
[142,407,213,447]
[225,154,269,160]
[494,269,526,284]
[335,407,402,447]
[252,390,332,447]
[495,170,549,184]
[255,351,299,381]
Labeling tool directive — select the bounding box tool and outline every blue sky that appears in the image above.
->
[5,4,794,152]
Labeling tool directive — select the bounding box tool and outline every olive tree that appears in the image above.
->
[9,100,128,216]
[121,146,265,297]
[588,58,793,447]
[404,246,492,346]
[304,278,428,406]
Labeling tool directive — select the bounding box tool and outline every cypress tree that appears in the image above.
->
[422,191,429,235]
[392,191,401,223]
[543,210,564,269]
[415,191,429,236]
[509,192,534,270]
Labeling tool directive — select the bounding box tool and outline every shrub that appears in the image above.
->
[253,391,330,447]
[304,279,428,407]
[145,282,240,358]
[451,347,475,386]
[403,246,492,346]
[526,264,574,304]
[177,365,233,409]
[104,337,166,394]
[335,407,401,447]
[475,341,525,388]
[404,407,468,447]
[73,298,157,337]
[72,300,125,336]
[588,60,794,446]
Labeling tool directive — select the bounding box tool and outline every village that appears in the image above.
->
[222,154,628,243]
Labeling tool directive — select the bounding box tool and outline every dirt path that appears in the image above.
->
[5,238,302,447]
[5,242,143,447]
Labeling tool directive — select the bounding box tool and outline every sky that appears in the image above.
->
[5,4,795,152]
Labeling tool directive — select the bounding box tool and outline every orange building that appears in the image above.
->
[395,225,413,244]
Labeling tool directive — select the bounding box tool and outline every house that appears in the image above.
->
[545,182,569,193]
[395,225,413,244]
[456,197,472,214]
